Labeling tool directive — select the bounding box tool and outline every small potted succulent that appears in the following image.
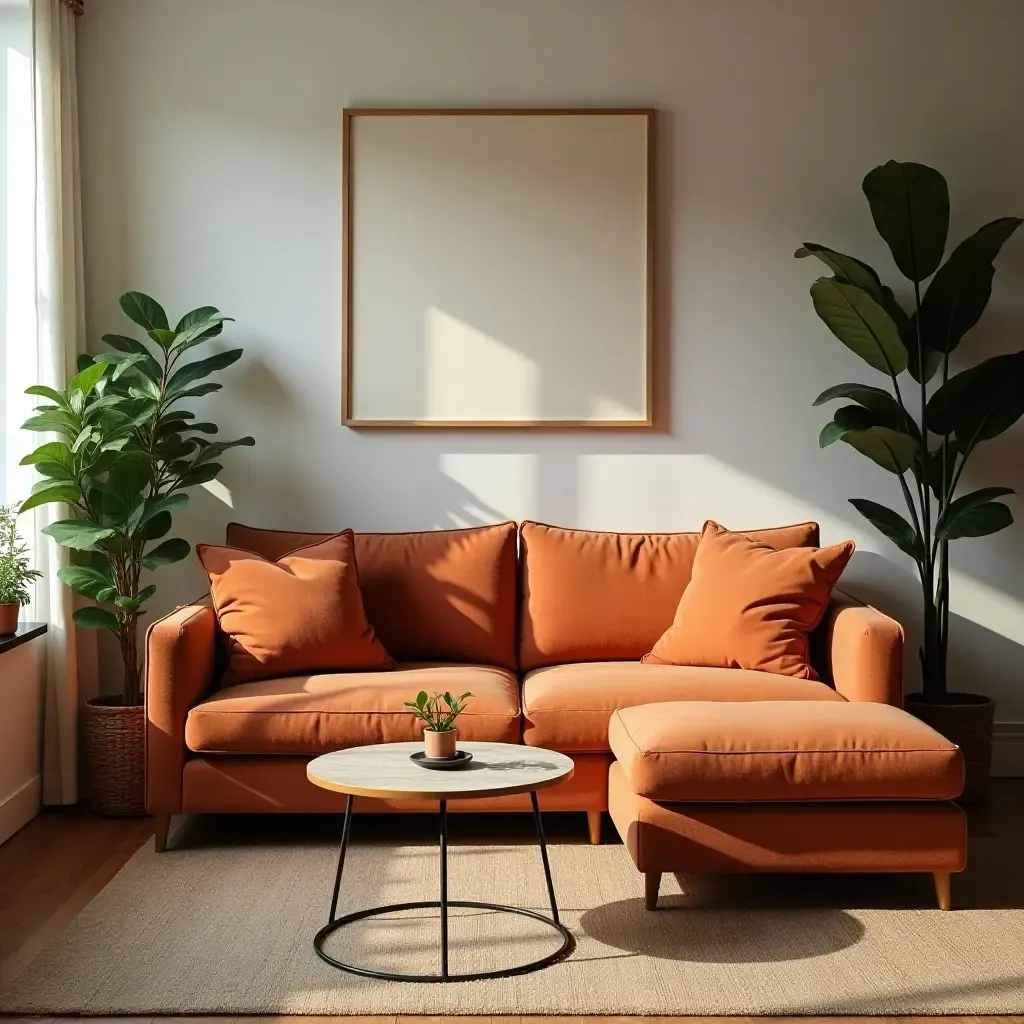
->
[0,503,43,635]
[404,690,473,759]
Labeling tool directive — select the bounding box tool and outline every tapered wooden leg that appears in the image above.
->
[154,814,171,853]
[586,810,602,846]
[645,871,662,911]
[933,870,951,911]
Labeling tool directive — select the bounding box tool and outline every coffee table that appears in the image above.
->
[306,740,576,982]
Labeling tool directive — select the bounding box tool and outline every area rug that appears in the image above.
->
[2,828,1023,1016]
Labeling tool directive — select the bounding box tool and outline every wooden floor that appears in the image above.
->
[1,781,1022,1023]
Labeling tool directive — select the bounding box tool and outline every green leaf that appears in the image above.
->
[166,349,243,395]
[171,314,234,353]
[167,382,222,404]
[21,442,74,469]
[795,244,887,302]
[927,351,1024,444]
[58,564,114,600]
[32,460,76,482]
[18,484,81,513]
[25,385,69,407]
[101,334,162,380]
[842,426,919,474]
[189,436,255,466]
[937,487,1015,541]
[810,279,908,375]
[42,520,115,549]
[925,441,960,500]
[22,411,77,435]
[176,463,223,488]
[73,606,121,631]
[141,537,191,569]
[862,161,949,282]
[137,584,157,604]
[148,328,178,348]
[812,382,915,435]
[138,510,172,541]
[69,361,109,400]
[849,498,924,562]
[416,691,428,708]
[939,500,1013,540]
[138,491,189,528]
[120,291,169,333]
[174,305,220,333]
[919,217,1022,353]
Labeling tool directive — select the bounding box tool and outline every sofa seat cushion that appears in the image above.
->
[609,701,964,802]
[522,662,843,752]
[185,663,520,755]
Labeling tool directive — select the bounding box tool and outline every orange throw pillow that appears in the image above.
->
[642,521,855,679]
[197,531,394,685]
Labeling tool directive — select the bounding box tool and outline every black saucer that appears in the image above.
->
[410,750,474,770]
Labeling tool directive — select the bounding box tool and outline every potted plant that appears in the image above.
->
[0,503,43,635]
[19,291,254,815]
[404,690,473,759]
[798,161,1021,802]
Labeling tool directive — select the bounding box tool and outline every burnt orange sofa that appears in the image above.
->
[145,519,932,858]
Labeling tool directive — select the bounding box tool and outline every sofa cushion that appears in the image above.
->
[197,532,394,685]
[225,522,518,669]
[518,520,821,670]
[608,701,964,801]
[521,662,842,752]
[185,663,521,755]
[643,522,855,679]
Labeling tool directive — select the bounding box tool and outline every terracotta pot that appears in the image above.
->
[424,728,457,759]
[905,692,996,805]
[82,695,146,816]
[0,602,19,635]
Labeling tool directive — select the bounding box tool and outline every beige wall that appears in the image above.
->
[75,0,1024,757]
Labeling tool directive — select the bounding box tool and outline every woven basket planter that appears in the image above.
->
[905,692,996,805]
[82,696,146,817]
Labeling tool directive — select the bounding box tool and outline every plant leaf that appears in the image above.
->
[58,564,114,600]
[927,351,1024,444]
[69,361,108,400]
[25,384,69,407]
[938,500,1013,540]
[73,606,121,631]
[120,291,169,333]
[18,484,81,513]
[824,408,919,473]
[862,161,949,282]
[166,349,243,395]
[42,520,115,549]
[849,498,924,561]
[171,314,234,353]
[20,441,74,468]
[795,244,887,302]
[920,217,1022,353]
[138,510,172,541]
[810,279,908,376]
[141,537,191,569]
[812,382,915,436]
[937,487,1015,541]
[137,491,189,529]
[101,334,162,379]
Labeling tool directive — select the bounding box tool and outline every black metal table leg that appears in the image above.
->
[530,790,560,924]
[313,787,575,981]
[328,793,354,924]
[439,798,449,978]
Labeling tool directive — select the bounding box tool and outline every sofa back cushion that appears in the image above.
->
[518,520,821,670]
[225,521,518,669]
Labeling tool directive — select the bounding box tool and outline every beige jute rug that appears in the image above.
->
[2,829,1023,1016]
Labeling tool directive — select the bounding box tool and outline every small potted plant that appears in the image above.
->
[404,690,473,759]
[0,503,43,635]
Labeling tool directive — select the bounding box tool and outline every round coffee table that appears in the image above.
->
[306,740,576,982]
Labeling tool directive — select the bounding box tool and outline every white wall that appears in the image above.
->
[75,1,1024,739]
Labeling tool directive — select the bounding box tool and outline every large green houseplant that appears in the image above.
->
[20,291,253,813]
[798,161,1020,800]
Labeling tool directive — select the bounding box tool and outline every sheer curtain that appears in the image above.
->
[27,0,91,805]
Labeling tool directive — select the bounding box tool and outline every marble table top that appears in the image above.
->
[306,741,575,800]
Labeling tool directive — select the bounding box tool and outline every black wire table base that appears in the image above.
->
[313,791,576,982]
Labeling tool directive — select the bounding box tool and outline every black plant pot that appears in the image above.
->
[904,692,996,805]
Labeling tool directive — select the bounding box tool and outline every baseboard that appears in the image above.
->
[992,722,1024,777]
[0,774,42,845]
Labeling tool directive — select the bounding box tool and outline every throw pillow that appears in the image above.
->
[197,531,394,685]
[642,521,855,679]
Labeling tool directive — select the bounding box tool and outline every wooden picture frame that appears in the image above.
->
[342,107,656,429]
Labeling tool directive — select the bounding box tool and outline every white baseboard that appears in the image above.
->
[0,774,42,845]
[992,722,1024,778]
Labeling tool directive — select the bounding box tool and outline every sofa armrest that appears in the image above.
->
[145,599,217,814]
[820,590,904,707]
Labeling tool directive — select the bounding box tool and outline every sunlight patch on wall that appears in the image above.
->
[201,478,234,508]
[425,306,537,421]
[438,452,537,525]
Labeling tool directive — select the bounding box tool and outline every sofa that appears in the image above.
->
[146,519,918,857]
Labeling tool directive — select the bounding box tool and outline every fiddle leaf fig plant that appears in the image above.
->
[403,690,473,732]
[798,161,1021,702]
[19,292,254,706]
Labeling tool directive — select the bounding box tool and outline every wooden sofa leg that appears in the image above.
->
[154,814,171,853]
[645,871,662,911]
[933,870,951,911]
[587,810,602,845]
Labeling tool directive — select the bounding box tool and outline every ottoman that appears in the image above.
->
[608,701,967,911]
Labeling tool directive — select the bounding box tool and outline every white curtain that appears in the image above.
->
[29,0,91,805]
